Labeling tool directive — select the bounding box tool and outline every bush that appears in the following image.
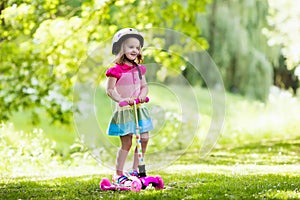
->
[0,123,95,176]
[220,86,300,145]
[0,123,59,176]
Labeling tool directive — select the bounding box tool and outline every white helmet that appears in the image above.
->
[112,28,144,55]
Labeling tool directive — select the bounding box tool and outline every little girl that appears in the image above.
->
[105,28,153,186]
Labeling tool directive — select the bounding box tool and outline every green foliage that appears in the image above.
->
[0,0,299,123]
[1,86,300,199]
[196,0,280,100]
[0,123,58,175]
[0,0,79,123]
[220,86,300,146]
[150,111,183,152]
[0,123,94,176]
[264,0,300,70]
[0,0,210,124]
[4,85,300,177]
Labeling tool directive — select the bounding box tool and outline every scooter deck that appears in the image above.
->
[100,178,141,192]
[100,176,164,191]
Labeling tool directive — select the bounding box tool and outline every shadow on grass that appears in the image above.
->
[1,173,299,199]
[0,176,100,199]
[1,137,299,199]
[179,137,300,165]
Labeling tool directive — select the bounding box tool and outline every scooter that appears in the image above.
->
[100,97,164,192]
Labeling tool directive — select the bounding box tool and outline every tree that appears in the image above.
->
[0,0,87,123]
[264,0,300,70]
[263,0,300,92]
[193,0,282,100]
[0,0,210,123]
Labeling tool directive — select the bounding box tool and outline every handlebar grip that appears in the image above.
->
[119,97,149,107]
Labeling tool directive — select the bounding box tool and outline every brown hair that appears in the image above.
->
[113,38,143,65]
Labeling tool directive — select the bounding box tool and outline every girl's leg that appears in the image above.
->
[116,134,133,176]
[133,132,149,170]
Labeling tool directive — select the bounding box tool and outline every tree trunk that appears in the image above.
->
[0,0,6,25]
[0,0,6,42]
[208,0,217,55]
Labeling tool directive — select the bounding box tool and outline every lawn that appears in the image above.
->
[1,86,300,199]
[1,161,300,199]
[1,136,300,199]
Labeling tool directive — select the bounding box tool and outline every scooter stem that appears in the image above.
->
[133,101,147,177]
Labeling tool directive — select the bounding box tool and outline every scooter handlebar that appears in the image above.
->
[119,97,149,107]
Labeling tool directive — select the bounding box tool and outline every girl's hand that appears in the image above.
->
[138,96,146,103]
[120,98,134,105]
[119,97,149,107]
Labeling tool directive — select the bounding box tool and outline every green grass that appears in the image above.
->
[1,168,300,200]
[2,85,300,199]
[8,85,300,156]
[178,137,300,165]
[10,110,76,155]
[1,134,300,199]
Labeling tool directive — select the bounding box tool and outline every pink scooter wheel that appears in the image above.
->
[131,179,142,192]
[100,178,111,190]
[155,176,164,190]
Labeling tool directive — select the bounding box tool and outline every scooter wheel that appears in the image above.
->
[131,179,142,192]
[155,176,164,190]
[100,178,111,190]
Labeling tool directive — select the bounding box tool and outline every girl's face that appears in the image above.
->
[123,37,141,61]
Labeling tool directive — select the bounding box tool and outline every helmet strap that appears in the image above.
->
[124,55,142,80]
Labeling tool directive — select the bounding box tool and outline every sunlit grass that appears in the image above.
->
[1,85,300,199]
[262,190,300,199]
[211,86,300,146]
[2,85,300,172]
[1,167,299,200]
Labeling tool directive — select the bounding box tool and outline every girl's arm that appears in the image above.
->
[106,77,123,102]
[139,75,148,102]
[106,77,134,104]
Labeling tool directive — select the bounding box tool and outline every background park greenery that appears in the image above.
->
[0,0,300,199]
